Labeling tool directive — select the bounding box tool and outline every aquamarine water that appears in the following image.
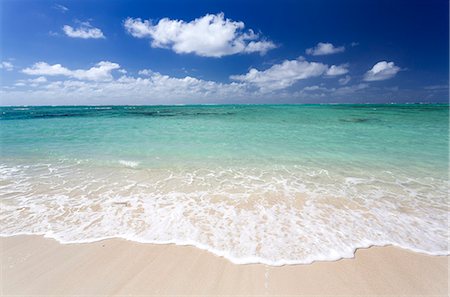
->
[1,104,448,264]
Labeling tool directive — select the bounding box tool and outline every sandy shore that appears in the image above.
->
[1,235,448,296]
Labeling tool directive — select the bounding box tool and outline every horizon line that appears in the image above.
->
[1,102,449,108]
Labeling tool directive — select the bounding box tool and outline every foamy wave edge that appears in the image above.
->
[1,232,448,266]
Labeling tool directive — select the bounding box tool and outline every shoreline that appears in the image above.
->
[1,234,448,266]
[1,235,448,296]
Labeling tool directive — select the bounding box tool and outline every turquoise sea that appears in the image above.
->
[0,104,448,264]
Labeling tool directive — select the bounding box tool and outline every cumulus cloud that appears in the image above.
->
[0,61,14,71]
[138,69,154,76]
[124,13,276,57]
[306,42,345,56]
[363,61,400,81]
[63,22,105,39]
[230,58,329,91]
[14,76,49,88]
[23,62,71,76]
[29,76,48,83]
[22,61,120,81]
[325,64,349,76]
[230,58,349,91]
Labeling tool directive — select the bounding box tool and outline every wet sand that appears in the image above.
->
[1,235,448,296]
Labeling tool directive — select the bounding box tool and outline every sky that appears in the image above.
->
[0,0,448,105]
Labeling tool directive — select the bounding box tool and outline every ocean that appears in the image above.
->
[0,104,448,265]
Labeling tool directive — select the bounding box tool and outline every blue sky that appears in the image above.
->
[0,0,448,105]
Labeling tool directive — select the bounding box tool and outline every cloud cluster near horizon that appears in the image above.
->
[2,56,402,105]
[124,13,276,57]
[22,61,120,81]
[230,58,348,91]
[1,11,410,105]
[4,64,249,105]
[3,62,373,105]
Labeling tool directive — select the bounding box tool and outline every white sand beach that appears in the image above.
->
[1,235,448,296]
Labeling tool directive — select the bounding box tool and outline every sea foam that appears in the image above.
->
[118,160,140,168]
[0,162,448,265]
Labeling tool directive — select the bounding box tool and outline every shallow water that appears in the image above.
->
[1,104,448,265]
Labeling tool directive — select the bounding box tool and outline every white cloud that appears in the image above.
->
[3,69,251,105]
[293,82,369,100]
[363,61,400,81]
[230,58,350,91]
[53,4,69,13]
[306,42,345,56]
[230,58,328,91]
[23,62,71,76]
[15,76,49,88]
[124,13,276,57]
[6,58,412,105]
[123,18,153,38]
[3,62,390,105]
[63,22,105,39]
[338,75,351,85]
[22,61,120,81]
[29,76,48,83]
[325,64,349,76]
[303,85,323,91]
[64,61,120,81]
[0,61,14,71]
[138,69,154,76]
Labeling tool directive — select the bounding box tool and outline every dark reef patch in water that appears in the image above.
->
[339,118,376,123]
[127,110,234,117]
